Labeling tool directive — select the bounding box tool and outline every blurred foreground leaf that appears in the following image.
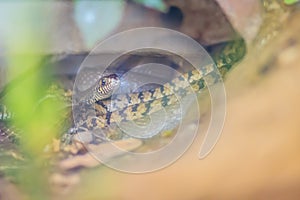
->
[0,2,64,199]
[284,0,299,5]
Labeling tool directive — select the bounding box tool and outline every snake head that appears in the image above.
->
[95,74,120,100]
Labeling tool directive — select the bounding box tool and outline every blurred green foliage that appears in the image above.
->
[133,0,167,12]
[74,0,125,48]
[0,2,64,199]
[284,0,299,5]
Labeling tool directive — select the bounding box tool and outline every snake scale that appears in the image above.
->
[0,39,246,143]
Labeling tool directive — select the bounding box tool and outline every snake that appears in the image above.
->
[71,39,246,142]
[77,63,212,127]
[0,39,246,143]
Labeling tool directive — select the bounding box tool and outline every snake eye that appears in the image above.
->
[101,79,106,86]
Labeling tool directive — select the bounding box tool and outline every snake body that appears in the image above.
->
[74,39,246,141]
[0,39,246,142]
[77,64,213,128]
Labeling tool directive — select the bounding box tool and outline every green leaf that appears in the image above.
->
[284,0,299,5]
